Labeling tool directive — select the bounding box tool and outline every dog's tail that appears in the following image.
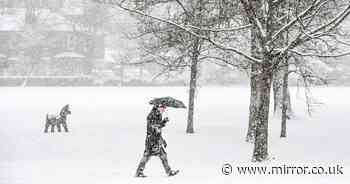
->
[46,114,49,122]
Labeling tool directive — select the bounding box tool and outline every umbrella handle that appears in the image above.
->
[163,110,169,123]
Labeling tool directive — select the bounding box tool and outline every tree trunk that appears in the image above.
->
[252,63,273,162]
[272,1,293,118]
[273,70,283,114]
[186,38,200,134]
[186,0,203,134]
[273,69,292,115]
[280,62,289,138]
[246,24,260,143]
[246,64,258,142]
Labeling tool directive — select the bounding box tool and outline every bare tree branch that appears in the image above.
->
[290,49,350,58]
[269,0,320,45]
[174,0,193,18]
[188,24,252,32]
[109,2,262,64]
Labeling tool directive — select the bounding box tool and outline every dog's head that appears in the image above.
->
[60,104,71,116]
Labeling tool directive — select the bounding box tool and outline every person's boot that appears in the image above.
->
[135,172,147,177]
[168,170,179,177]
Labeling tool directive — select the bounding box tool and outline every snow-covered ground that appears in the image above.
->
[0,87,349,184]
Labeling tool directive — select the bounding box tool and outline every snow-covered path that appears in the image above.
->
[0,87,349,184]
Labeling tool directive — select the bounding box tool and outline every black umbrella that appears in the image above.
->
[149,96,186,109]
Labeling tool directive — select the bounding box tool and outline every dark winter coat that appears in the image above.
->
[145,106,168,156]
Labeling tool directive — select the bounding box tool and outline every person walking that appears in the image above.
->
[135,104,179,177]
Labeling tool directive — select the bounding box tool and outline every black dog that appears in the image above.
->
[44,104,71,133]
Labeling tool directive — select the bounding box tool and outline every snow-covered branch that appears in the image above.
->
[307,3,350,35]
[105,1,261,64]
[174,0,193,18]
[269,0,321,45]
[290,49,350,58]
[188,24,252,32]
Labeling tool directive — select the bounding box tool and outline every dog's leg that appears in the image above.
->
[62,122,69,132]
[44,122,49,133]
[57,122,62,132]
[50,123,55,133]
[44,115,49,133]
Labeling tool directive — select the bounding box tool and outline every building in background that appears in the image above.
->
[0,0,104,86]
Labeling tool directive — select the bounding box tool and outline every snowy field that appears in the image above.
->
[0,86,349,184]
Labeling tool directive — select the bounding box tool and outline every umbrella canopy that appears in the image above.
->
[149,96,186,109]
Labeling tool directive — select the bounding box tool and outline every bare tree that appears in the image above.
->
[92,0,228,134]
[92,0,350,162]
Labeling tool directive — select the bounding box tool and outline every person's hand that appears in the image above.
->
[163,139,167,148]
[163,117,169,122]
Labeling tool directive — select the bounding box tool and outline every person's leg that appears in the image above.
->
[159,148,171,174]
[135,151,151,177]
[159,148,179,176]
